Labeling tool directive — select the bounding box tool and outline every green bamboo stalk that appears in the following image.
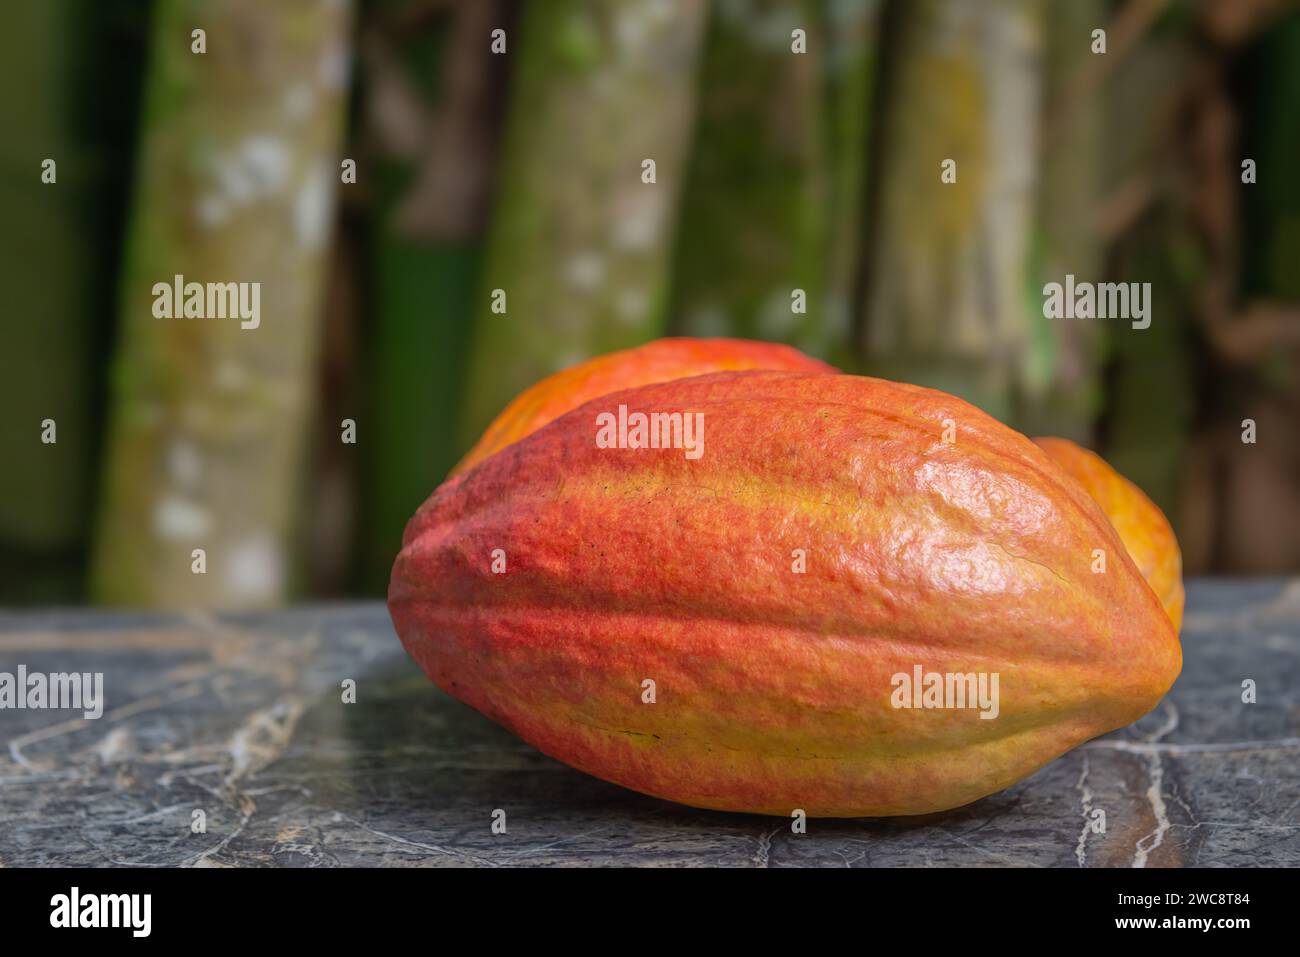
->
[1099,30,1196,529]
[0,0,148,602]
[358,234,480,592]
[667,0,831,355]
[1210,8,1300,571]
[820,0,882,370]
[858,0,1045,425]
[351,0,511,593]
[1102,211,1194,522]
[1240,11,1300,302]
[457,0,709,449]
[91,0,353,608]
[1017,0,1104,441]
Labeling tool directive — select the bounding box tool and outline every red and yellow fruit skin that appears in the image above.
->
[1033,437,1184,635]
[452,337,834,476]
[391,371,1181,818]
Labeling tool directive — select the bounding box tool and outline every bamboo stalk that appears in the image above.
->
[91,0,353,608]
[1018,0,1105,440]
[857,0,1045,425]
[668,0,831,355]
[0,0,148,602]
[353,1,511,593]
[457,0,709,449]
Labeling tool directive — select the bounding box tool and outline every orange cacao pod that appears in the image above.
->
[452,337,833,475]
[391,371,1180,817]
[1033,437,1184,634]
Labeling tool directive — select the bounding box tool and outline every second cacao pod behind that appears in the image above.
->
[1033,437,1184,634]
[453,337,833,476]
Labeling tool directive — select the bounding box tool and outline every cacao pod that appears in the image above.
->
[452,337,833,476]
[1033,437,1184,634]
[391,371,1180,817]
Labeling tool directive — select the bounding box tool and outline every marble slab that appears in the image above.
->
[0,579,1296,867]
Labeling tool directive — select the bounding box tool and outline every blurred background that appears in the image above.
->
[1,0,1297,610]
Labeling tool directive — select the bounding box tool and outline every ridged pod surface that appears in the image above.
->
[1034,437,1184,634]
[452,337,833,475]
[391,371,1181,817]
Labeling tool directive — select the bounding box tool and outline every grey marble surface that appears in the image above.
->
[0,579,1296,867]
